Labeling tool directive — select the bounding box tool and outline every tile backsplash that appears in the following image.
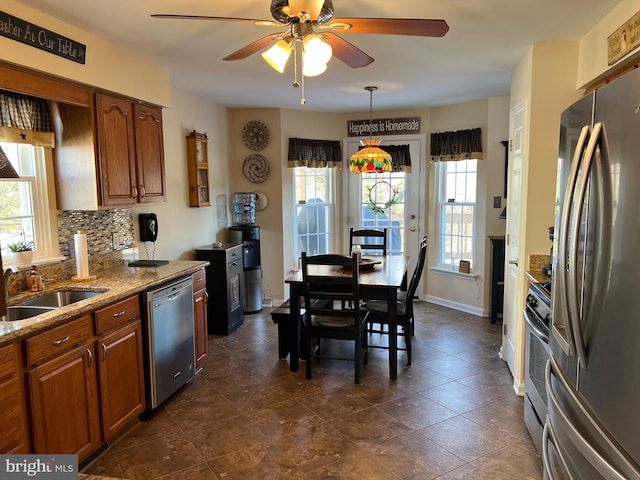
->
[58,209,135,257]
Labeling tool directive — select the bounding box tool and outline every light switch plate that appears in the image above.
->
[493,196,502,208]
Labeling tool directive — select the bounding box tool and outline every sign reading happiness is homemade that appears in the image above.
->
[0,10,86,64]
[347,117,421,137]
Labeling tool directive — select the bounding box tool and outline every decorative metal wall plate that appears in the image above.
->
[242,120,270,151]
[243,154,270,183]
[254,191,268,211]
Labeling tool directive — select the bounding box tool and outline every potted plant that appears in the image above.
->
[7,233,35,267]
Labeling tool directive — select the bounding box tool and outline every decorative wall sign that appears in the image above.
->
[0,10,86,64]
[607,9,640,65]
[347,117,420,136]
[242,120,270,151]
[243,154,270,183]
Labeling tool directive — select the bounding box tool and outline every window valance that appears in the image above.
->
[0,90,55,147]
[381,144,411,172]
[287,137,342,168]
[430,127,482,162]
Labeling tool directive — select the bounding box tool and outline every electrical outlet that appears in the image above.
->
[112,232,120,250]
[493,196,502,208]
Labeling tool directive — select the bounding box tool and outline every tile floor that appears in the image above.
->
[83,302,543,480]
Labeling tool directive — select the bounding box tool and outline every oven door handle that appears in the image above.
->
[523,306,549,343]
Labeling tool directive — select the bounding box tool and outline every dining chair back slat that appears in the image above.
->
[349,228,388,256]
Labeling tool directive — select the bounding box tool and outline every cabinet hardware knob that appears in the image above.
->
[113,310,126,317]
[140,185,146,198]
[101,343,107,361]
[86,348,93,368]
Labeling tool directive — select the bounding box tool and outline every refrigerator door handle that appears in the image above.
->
[556,125,590,354]
[543,417,576,480]
[546,356,640,480]
[567,122,603,369]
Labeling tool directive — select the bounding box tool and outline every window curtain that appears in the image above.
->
[287,138,342,168]
[0,90,55,147]
[380,144,411,172]
[430,127,482,162]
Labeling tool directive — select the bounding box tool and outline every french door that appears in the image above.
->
[344,134,426,279]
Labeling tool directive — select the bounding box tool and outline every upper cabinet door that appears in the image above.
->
[95,93,137,206]
[134,103,166,204]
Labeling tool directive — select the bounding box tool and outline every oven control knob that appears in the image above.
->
[526,293,538,307]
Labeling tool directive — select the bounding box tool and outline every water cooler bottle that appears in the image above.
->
[228,193,263,314]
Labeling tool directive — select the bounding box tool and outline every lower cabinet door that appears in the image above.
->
[28,344,101,461]
[194,288,208,370]
[0,376,30,453]
[97,319,146,440]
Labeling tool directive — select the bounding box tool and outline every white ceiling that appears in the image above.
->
[18,0,621,112]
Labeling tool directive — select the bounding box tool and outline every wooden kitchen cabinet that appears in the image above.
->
[193,268,208,370]
[27,315,101,462]
[95,92,137,206]
[134,103,166,204]
[94,295,145,440]
[96,319,145,440]
[186,132,210,207]
[0,343,30,454]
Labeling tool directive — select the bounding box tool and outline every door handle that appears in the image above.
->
[408,226,416,232]
[509,259,518,266]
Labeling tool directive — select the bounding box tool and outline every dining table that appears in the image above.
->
[284,254,410,381]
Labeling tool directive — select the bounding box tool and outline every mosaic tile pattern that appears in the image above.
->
[57,209,135,257]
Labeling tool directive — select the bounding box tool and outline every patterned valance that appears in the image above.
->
[287,137,342,168]
[0,90,55,147]
[381,144,411,172]
[430,127,483,162]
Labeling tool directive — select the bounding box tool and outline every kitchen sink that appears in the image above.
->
[5,305,55,321]
[17,290,106,308]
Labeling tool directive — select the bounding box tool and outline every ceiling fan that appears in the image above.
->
[152,0,448,68]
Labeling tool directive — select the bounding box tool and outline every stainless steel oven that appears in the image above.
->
[523,281,551,454]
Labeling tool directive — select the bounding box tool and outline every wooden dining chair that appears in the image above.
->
[363,235,428,365]
[301,252,369,384]
[349,228,388,256]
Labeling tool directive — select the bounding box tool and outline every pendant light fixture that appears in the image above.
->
[350,86,392,173]
[0,145,19,178]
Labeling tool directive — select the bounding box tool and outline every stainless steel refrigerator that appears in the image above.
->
[546,67,640,479]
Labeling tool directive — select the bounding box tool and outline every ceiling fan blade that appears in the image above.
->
[289,0,324,21]
[330,18,449,37]
[151,14,280,27]
[323,32,373,68]
[223,34,280,61]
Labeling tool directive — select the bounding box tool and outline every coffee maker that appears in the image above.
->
[542,226,554,276]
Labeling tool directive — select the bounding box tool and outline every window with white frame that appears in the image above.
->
[0,142,58,264]
[437,159,477,269]
[294,167,332,257]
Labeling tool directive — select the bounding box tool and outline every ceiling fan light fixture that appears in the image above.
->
[350,86,392,173]
[303,34,332,64]
[262,39,293,73]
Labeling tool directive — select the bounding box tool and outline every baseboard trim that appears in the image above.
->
[424,295,485,317]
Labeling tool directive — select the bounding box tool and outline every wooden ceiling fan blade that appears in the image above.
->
[151,14,279,27]
[289,0,324,21]
[331,18,449,37]
[323,33,373,68]
[223,34,280,61]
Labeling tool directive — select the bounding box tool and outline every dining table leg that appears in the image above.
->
[387,287,398,381]
[289,284,301,372]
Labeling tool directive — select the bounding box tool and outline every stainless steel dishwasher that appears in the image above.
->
[143,275,195,409]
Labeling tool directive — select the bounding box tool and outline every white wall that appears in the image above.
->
[1,0,170,106]
[578,0,640,88]
[134,87,228,260]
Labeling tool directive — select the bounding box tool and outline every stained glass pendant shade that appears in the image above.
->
[349,86,391,173]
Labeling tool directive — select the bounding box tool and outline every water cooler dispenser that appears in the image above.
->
[229,193,263,314]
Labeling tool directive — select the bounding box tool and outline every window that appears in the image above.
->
[437,159,477,269]
[294,167,333,257]
[359,172,405,254]
[0,142,58,263]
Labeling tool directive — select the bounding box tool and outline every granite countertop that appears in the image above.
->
[0,260,208,343]
[525,269,552,284]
